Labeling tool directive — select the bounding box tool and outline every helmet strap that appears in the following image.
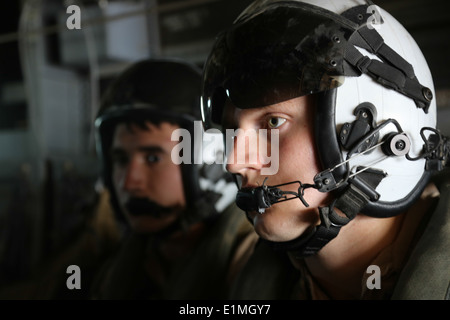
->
[267,168,386,257]
[342,5,433,113]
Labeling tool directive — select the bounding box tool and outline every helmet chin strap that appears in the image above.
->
[235,161,388,257]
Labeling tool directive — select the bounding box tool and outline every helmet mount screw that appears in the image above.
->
[395,140,405,151]
[422,87,433,102]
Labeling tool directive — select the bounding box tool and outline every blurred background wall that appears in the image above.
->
[0,0,448,287]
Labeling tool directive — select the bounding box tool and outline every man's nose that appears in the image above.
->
[225,129,264,175]
[122,159,145,192]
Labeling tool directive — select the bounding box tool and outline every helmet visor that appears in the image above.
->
[201,1,356,130]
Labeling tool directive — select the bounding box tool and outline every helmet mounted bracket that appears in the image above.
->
[339,102,379,153]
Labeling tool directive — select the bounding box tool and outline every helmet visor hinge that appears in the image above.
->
[339,102,379,152]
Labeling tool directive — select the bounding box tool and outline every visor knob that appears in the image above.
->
[382,133,411,156]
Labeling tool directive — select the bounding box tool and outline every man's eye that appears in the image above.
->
[147,154,160,163]
[267,117,286,129]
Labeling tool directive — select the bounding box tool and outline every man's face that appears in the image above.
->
[111,121,186,233]
[224,95,331,242]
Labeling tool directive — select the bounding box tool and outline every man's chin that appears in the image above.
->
[252,210,310,243]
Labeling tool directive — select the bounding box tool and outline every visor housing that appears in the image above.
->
[201,2,357,130]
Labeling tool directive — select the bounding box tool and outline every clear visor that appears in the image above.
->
[201,1,356,130]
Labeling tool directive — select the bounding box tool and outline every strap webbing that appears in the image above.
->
[357,27,415,78]
[269,169,386,257]
[345,44,430,113]
[344,26,432,113]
